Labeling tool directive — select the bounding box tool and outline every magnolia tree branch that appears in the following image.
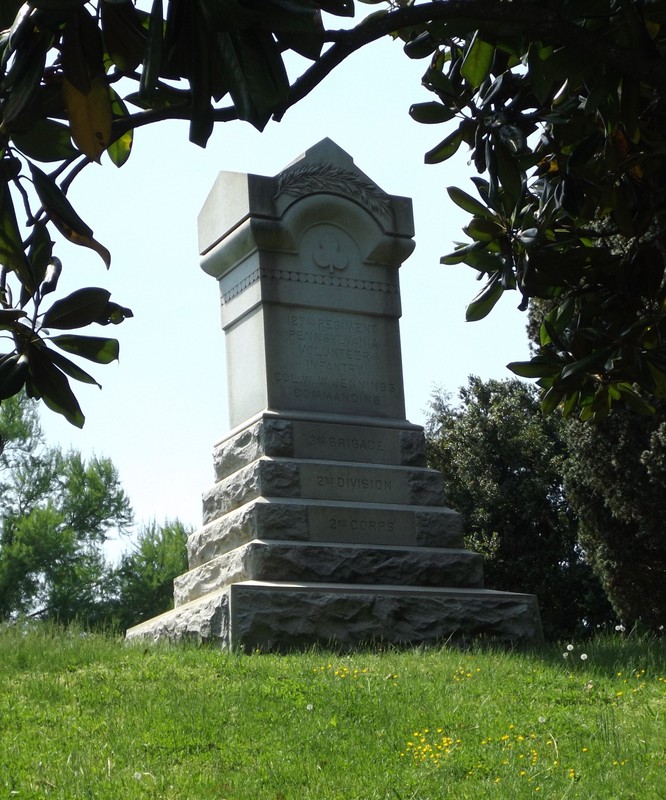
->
[276,1,666,119]
[109,2,666,144]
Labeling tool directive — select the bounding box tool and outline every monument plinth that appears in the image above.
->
[126,140,542,649]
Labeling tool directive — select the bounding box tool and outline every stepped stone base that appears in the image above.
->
[126,581,542,651]
[173,541,484,606]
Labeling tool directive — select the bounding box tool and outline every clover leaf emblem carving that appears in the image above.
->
[313,233,348,273]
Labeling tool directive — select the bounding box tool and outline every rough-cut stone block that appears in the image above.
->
[126,582,542,649]
[127,589,231,645]
[174,541,484,606]
[212,418,429,480]
[415,509,465,547]
[399,429,427,467]
[187,500,310,567]
[202,459,302,523]
[202,459,446,525]
[187,499,466,567]
[213,418,294,480]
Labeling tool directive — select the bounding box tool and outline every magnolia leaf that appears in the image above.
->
[275,28,323,60]
[461,32,494,89]
[440,240,486,265]
[42,287,112,330]
[463,216,506,242]
[29,164,111,269]
[54,222,111,268]
[40,258,62,297]
[62,74,113,162]
[319,0,353,17]
[29,164,111,267]
[47,347,100,386]
[0,182,33,288]
[12,117,79,162]
[27,221,53,288]
[215,28,289,131]
[49,333,119,364]
[447,186,495,219]
[560,349,613,382]
[189,19,214,146]
[139,0,163,100]
[0,353,28,400]
[108,89,133,167]
[94,301,133,325]
[424,128,464,164]
[26,344,85,427]
[466,273,503,321]
[0,309,28,330]
[540,385,566,414]
[29,163,92,236]
[507,359,562,379]
[101,0,147,73]
[1,34,48,126]
[614,384,655,414]
[409,102,456,124]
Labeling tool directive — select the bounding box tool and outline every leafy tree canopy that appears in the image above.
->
[0,392,190,628]
[0,392,133,623]
[426,377,613,638]
[427,376,666,633]
[1,0,666,423]
[112,519,188,630]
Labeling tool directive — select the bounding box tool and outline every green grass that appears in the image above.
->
[0,625,664,799]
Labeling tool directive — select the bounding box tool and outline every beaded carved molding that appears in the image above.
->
[221,267,398,304]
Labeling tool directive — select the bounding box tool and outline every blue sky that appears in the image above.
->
[37,31,530,548]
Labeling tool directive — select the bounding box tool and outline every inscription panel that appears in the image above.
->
[292,421,401,464]
[308,507,416,546]
[300,464,410,504]
[265,306,405,418]
[226,306,268,428]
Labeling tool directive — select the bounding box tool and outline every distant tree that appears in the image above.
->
[561,406,666,631]
[426,377,613,638]
[113,519,189,630]
[0,392,133,624]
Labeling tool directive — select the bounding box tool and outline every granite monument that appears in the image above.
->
[126,139,542,648]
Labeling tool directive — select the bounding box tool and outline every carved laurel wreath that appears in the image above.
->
[274,163,392,219]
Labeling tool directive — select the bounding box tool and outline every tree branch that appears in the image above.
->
[106,2,666,141]
[273,1,666,121]
[112,102,240,140]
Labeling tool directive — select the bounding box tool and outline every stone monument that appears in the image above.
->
[126,139,542,649]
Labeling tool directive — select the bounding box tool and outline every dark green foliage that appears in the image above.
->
[562,408,666,631]
[3,1,666,422]
[0,0,353,424]
[402,1,666,418]
[527,287,666,630]
[426,378,613,638]
[113,519,189,630]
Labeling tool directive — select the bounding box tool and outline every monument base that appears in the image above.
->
[125,581,542,650]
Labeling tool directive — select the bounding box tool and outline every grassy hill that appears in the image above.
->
[0,625,664,799]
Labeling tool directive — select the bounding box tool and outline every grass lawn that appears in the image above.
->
[0,624,664,799]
